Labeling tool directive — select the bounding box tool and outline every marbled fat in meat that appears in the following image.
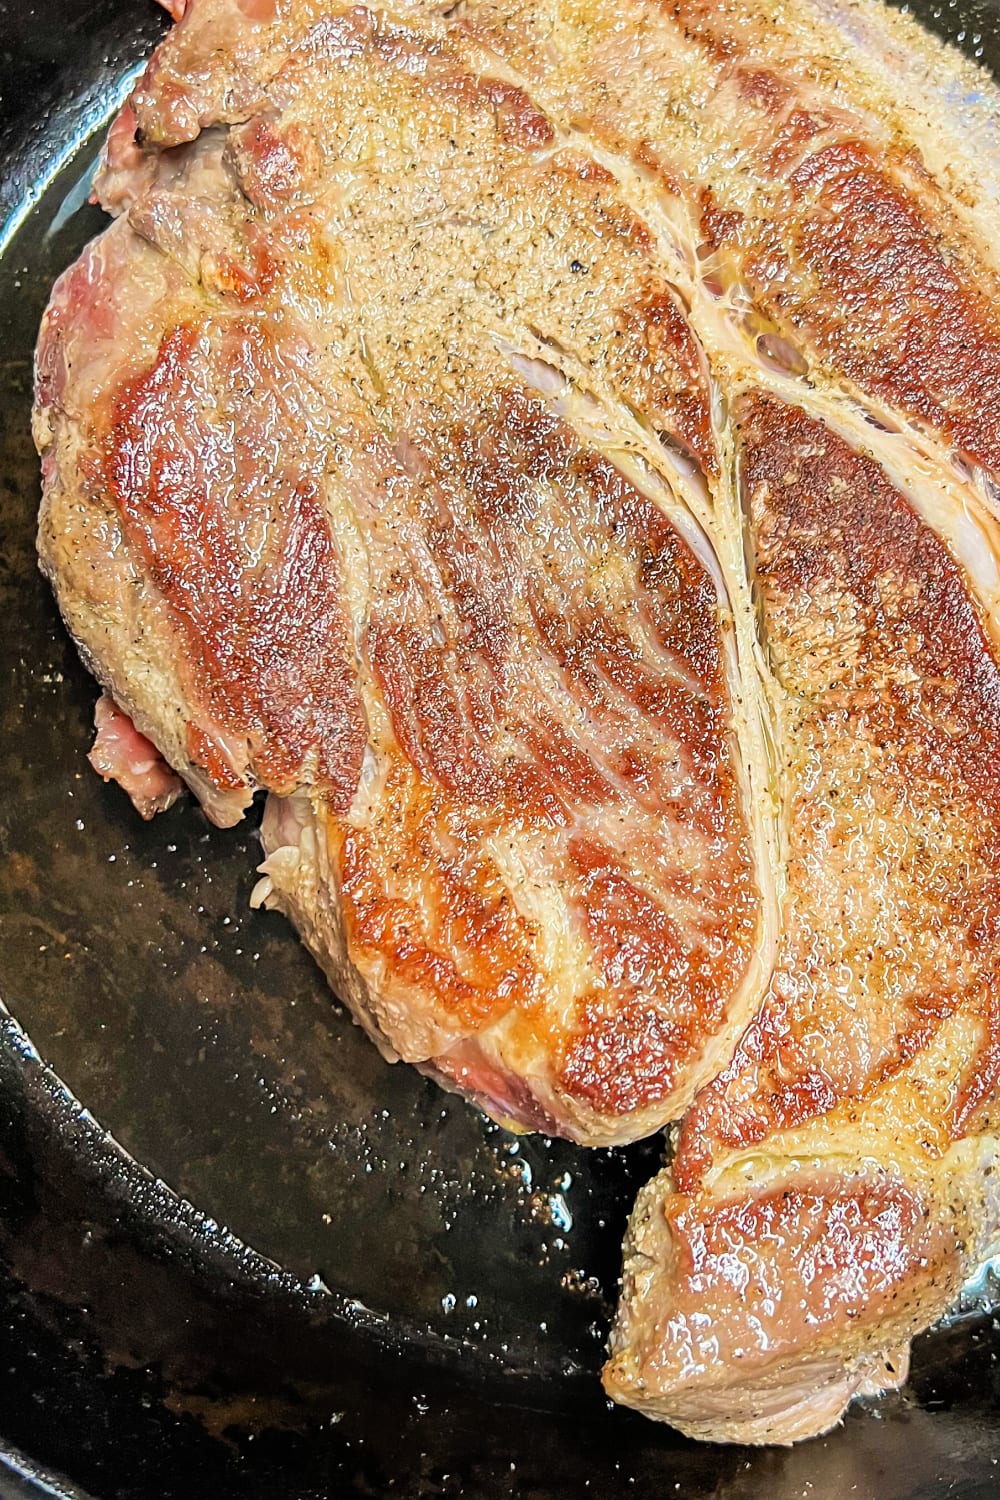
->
[33,0,1000,1447]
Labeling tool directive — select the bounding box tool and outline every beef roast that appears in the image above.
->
[33,0,1000,1446]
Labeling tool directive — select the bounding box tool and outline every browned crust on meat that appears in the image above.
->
[675,394,1000,1189]
[739,141,1000,471]
[338,386,757,1100]
[338,767,545,1029]
[105,319,367,806]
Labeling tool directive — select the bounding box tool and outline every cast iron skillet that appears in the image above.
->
[3,3,1000,1495]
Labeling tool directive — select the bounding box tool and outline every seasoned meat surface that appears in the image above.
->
[37,0,769,1143]
[604,396,1000,1439]
[33,0,1000,1445]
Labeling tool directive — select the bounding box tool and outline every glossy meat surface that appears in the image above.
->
[605,396,1000,1439]
[36,0,766,1145]
[33,0,1000,1446]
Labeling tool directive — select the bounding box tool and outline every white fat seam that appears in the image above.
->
[682,282,1000,658]
[695,1007,989,1201]
[449,0,1000,665]
[778,383,1000,650]
[481,828,598,1038]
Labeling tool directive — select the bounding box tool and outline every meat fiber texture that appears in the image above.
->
[32,0,1000,1447]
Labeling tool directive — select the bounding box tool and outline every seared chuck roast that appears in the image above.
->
[34,0,1000,1444]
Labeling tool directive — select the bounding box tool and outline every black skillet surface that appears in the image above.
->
[3,3,1000,1496]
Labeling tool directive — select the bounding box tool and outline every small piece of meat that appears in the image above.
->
[88,694,183,819]
[603,1160,971,1444]
[33,0,1000,1447]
